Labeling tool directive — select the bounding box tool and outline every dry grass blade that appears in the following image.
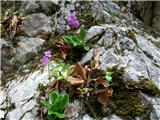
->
[94,51,100,69]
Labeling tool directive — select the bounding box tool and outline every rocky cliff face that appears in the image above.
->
[131,1,160,32]
[0,1,160,120]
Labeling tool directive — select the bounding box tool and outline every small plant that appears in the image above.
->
[51,63,74,80]
[105,71,113,82]
[40,91,69,120]
[63,26,89,51]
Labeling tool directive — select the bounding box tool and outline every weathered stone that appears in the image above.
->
[15,36,45,59]
[55,3,75,34]
[82,114,94,120]
[0,110,5,119]
[103,1,121,16]
[138,92,160,120]
[85,26,105,42]
[103,114,122,120]
[98,29,116,48]
[82,22,160,88]
[21,0,60,15]
[1,65,52,120]
[20,0,39,15]
[20,13,53,38]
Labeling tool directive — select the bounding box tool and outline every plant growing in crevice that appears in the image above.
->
[63,25,89,51]
[51,63,74,81]
[49,51,113,108]
[40,90,69,120]
[41,50,52,80]
[55,25,90,61]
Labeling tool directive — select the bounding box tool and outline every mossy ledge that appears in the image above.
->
[105,67,159,119]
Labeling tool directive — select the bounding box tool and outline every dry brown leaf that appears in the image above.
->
[94,51,100,69]
[70,62,87,80]
[55,40,71,59]
[48,80,58,90]
[95,76,109,88]
[96,88,113,107]
[2,15,23,40]
[67,76,84,85]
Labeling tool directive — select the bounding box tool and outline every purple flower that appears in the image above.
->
[67,12,80,28]
[44,50,52,58]
[41,56,49,65]
[41,50,52,65]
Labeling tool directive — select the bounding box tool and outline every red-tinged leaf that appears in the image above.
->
[16,29,24,35]
[48,80,58,90]
[95,76,109,88]
[2,15,23,40]
[66,76,84,85]
[70,62,87,80]
[55,40,72,59]
[17,18,23,25]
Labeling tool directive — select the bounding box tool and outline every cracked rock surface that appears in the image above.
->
[0,66,50,120]
[1,0,160,120]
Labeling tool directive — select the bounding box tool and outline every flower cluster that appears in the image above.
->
[66,12,80,28]
[41,50,52,65]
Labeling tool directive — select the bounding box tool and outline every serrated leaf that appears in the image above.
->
[40,100,49,107]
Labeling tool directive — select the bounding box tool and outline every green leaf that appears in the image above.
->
[79,25,86,42]
[48,109,65,118]
[48,108,54,115]
[52,71,59,78]
[105,72,113,82]
[62,64,70,72]
[49,91,59,104]
[56,63,64,70]
[40,100,49,107]
[70,36,81,46]
[67,68,74,76]
[57,75,64,80]
[53,112,65,118]
[59,94,69,110]
[63,36,81,46]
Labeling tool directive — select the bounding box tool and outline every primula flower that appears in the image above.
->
[67,12,80,28]
[41,50,52,65]
[44,50,52,58]
[41,56,49,65]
